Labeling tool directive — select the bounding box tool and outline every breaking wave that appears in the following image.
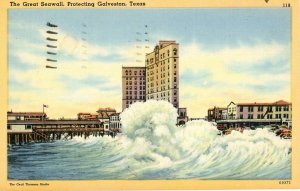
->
[8,100,291,179]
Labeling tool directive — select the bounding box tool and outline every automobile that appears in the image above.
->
[217,124,226,130]
[280,130,292,139]
[275,127,289,136]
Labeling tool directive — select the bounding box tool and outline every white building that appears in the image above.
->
[7,124,33,133]
[109,113,122,131]
[97,107,116,133]
[227,102,237,119]
[7,111,47,133]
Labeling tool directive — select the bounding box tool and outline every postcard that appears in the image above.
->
[0,0,299,190]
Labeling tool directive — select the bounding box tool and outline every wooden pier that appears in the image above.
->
[7,120,120,145]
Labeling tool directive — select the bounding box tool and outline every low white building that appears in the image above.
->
[227,102,237,119]
[109,113,122,131]
[97,107,116,133]
[7,124,33,133]
[7,111,46,133]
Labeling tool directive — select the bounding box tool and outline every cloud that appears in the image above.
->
[9,87,121,119]
[179,41,290,117]
[9,23,290,118]
[8,27,132,118]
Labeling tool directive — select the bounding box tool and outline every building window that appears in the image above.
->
[239,106,243,112]
[276,106,282,112]
[267,106,272,112]
[248,106,253,112]
[174,77,177,82]
[26,125,32,129]
[240,114,243,119]
[173,48,177,56]
[258,106,263,112]
[7,125,11,130]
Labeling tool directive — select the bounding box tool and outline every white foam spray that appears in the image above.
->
[118,100,291,179]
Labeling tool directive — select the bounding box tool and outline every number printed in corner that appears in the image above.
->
[283,3,290,7]
[279,180,291,184]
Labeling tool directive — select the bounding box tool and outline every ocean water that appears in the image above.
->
[8,100,291,180]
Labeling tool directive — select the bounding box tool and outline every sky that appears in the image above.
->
[8,8,291,118]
